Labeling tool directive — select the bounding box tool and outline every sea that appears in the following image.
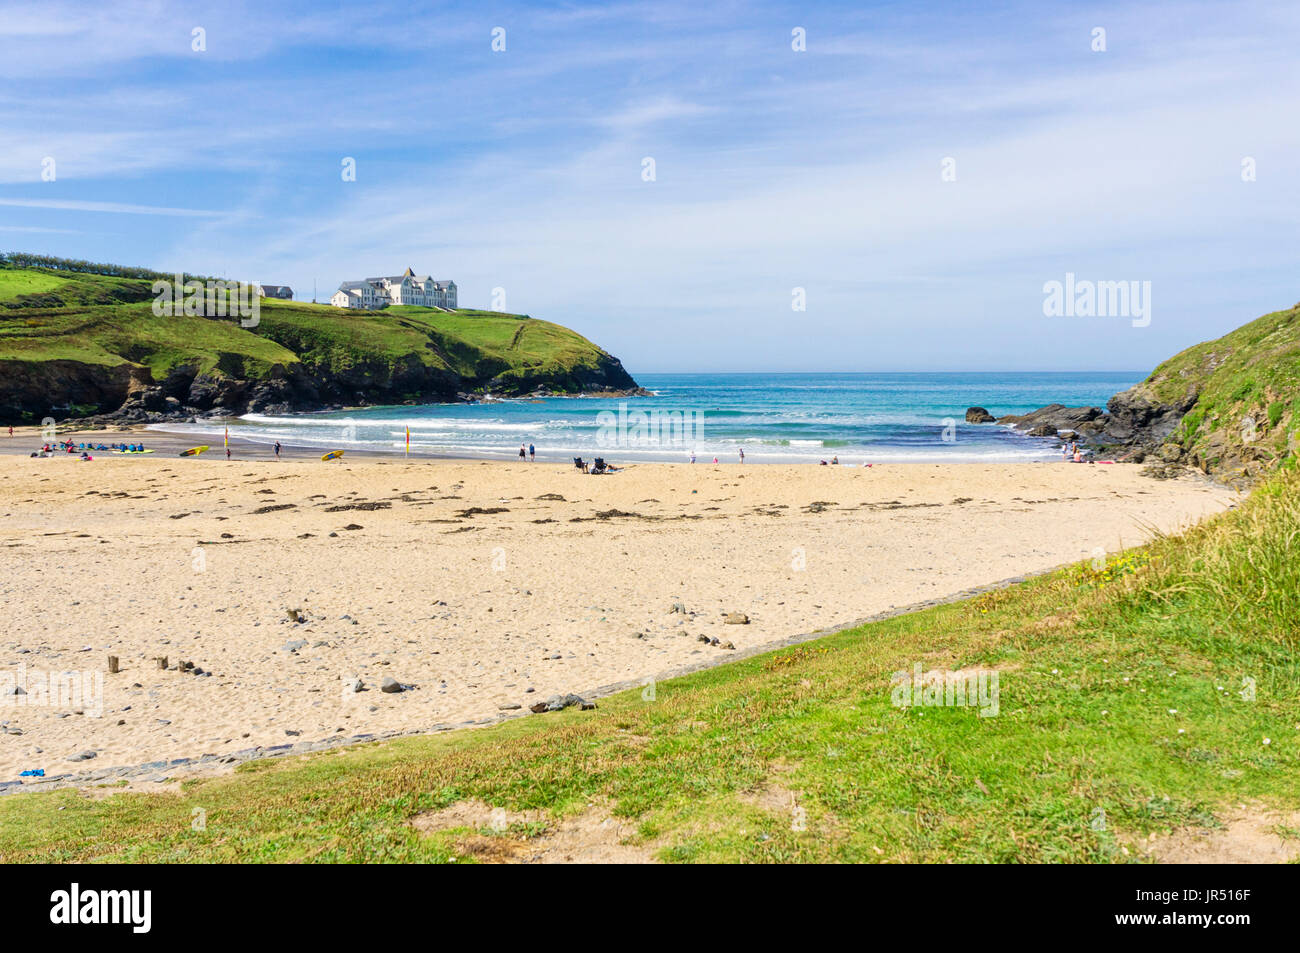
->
[152,371,1141,464]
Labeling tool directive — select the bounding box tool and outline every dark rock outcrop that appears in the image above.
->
[0,359,145,422]
[996,404,1105,432]
[993,383,1200,462]
[964,406,996,423]
[1100,387,1198,446]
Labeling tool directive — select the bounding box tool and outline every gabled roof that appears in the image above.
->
[343,271,451,293]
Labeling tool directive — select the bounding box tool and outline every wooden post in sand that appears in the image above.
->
[107,655,119,674]
[156,656,168,671]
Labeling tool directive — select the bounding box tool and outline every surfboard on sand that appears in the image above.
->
[321,449,345,461]
[179,446,209,457]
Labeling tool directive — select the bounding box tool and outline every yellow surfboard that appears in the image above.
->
[179,445,209,457]
[321,449,345,461]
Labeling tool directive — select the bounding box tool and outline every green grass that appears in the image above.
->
[0,300,296,375]
[0,268,157,308]
[2,471,1296,863]
[0,269,67,302]
[0,266,631,412]
[1130,302,1300,478]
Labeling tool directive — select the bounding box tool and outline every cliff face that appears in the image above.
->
[0,359,145,421]
[0,266,644,424]
[985,303,1300,483]
[103,349,641,422]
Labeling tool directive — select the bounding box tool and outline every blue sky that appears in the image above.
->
[2,0,1298,374]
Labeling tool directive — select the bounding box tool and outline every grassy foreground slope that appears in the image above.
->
[1,472,1295,863]
[0,264,638,421]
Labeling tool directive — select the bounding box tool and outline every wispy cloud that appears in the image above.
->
[0,197,226,217]
[0,224,84,234]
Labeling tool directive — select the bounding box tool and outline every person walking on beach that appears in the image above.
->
[519,443,527,461]
[690,452,696,464]
[226,446,231,460]
[529,442,535,462]
[739,447,745,464]
[274,441,282,461]
[7,426,12,438]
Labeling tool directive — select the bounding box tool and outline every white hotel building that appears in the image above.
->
[330,267,457,310]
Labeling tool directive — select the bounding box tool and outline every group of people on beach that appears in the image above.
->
[31,439,146,459]
[518,443,535,461]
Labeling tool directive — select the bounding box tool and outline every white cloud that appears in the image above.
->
[0,197,225,217]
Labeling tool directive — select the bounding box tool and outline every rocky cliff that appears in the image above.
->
[968,302,1300,483]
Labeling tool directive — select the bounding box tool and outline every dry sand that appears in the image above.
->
[0,431,1236,782]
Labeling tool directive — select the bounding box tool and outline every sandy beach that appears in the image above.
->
[0,428,1235,783]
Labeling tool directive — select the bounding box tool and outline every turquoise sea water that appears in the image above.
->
[157,372,1141,463]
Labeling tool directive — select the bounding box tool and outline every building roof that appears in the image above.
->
[340,271,452,293]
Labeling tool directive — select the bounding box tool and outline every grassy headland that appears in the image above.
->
[0,262,639,422]
[1153,305,1300,476]
[1116,304,1300,481]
